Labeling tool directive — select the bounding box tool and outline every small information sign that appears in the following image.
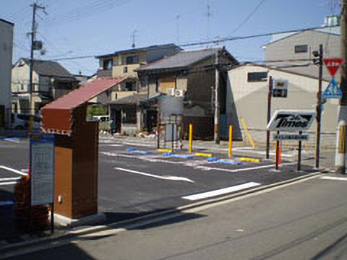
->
[30,133,55,206]
[274,134,309,141]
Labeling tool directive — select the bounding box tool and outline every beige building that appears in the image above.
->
[0,19,14,128]
[94,44,182,134]
[11,58,79,114]
[227,64,337,148]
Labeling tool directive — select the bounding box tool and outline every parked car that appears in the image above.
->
[92,115,111,132]
[11,113,41,130]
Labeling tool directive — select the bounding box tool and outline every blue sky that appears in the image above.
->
[1,0,340,75]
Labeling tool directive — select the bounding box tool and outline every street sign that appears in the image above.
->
[272,78,288,98]
[267,110,315,132]
[30,133,55,206]
[274,134,309,141]
[324,58,344,77]
[322,78,343,99]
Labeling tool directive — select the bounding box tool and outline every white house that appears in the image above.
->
[0,19,14,128]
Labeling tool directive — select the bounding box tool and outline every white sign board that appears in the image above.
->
[30,134,55,206]
[267,110,315,132]
[274,134,309,141]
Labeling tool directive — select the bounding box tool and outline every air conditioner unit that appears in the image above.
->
[167,88,175,96]
[174,89,184,97]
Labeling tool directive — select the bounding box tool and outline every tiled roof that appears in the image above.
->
[20,58,76,79]
[95,44,181,59]
[136,48,224,72]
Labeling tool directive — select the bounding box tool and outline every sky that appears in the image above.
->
[1,0,341,76]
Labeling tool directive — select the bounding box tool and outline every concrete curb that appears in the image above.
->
[0,171,322,258]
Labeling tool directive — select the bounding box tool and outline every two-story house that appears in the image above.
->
[136,47,238,139]
[0,19,14,128]
[94,44,182,134]
[11,58,79,115]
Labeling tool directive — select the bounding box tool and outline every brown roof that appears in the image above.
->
[42,77,127,134]
[44,77,126,110]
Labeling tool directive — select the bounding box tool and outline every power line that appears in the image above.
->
[229,0,267,36]
[48,25,336,61]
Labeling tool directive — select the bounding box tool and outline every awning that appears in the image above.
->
[42,77,127,135]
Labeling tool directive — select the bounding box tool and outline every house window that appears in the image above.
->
[123,66,128,73]
[122,106,137,124]
[247,72,268,82]
[103,59,113,70]
[294,45,308,53]
[125,81,136,91]
[126,55,139,65]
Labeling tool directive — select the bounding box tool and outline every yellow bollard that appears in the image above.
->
[228,125,233,157]
[189,124,193,153]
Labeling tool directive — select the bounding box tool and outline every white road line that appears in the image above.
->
[0,177,21,182]
[0,166,27,176]
[196,163,296,173]
[320,176,347,182]
[182,182,261,201]
[0,181,17,186]
[115,167,195,183]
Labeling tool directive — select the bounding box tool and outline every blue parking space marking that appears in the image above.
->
[127,148,152,154]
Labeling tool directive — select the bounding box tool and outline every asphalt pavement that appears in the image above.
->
[2,173,347,259]
[0,134,336,255]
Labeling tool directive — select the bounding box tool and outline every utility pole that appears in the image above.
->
[337,0,347,173]
[29,2,45,128]
[315,44,323,169]
[214,49,220,144]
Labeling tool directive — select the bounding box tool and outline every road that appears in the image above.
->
[0,135,321,243]
[4,173,347,259]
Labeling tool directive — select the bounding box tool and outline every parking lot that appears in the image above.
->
[0,136,319,241]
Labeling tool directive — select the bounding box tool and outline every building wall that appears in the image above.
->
[0,20,13,126]
[227,64,338,148]
[265,30,340,81]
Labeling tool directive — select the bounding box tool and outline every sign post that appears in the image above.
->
[30,133,55,233]
[267,110,315,171]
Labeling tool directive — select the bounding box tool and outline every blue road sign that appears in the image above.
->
[323,78,342,99]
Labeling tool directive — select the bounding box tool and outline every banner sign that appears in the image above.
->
[267,110,315,132]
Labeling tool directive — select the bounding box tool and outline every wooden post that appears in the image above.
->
[276,130,280,170]
[298,131,302,171]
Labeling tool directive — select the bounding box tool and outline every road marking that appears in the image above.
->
[0,166,27,176]
[0,181,17,186]
[182,182,261,201]
[320,176,347,181]
[196,162,296,173]
[115,167,195,183]
[0,177,21,182]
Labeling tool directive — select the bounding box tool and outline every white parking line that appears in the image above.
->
[182,182,261,201]
[0,177,21,182]
[0,182,17,186]
[195,163,296,173]
[0,166,27,176]
[320,176,347,182]
[115,167,195,183]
